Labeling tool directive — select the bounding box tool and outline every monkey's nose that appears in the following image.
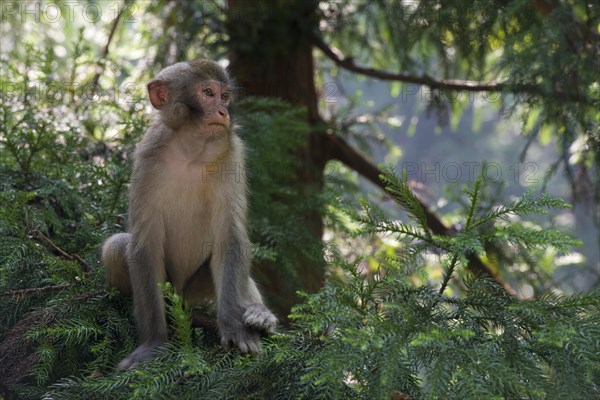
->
[217,108,229,122]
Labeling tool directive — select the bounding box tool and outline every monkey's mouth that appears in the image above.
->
[206,123,230,136]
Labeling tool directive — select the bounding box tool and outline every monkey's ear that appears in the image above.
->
[147,80,169,110]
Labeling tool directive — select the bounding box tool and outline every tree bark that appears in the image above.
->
[226,0,325,319]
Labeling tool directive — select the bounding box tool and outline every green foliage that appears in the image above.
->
[324,0,599,195]
[1,7,598,399]
[3,131,598,398]
[238,98,326,308]
[331,273,593,400]
[289,169,599,399]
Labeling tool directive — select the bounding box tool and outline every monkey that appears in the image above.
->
[102,59,278,370]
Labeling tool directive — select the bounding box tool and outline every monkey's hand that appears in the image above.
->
[243,303,278,334]
[117,342,162,371]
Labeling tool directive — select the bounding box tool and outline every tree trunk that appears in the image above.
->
[226,0,325,319]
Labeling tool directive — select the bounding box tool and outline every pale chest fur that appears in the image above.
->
[153,132,232,288]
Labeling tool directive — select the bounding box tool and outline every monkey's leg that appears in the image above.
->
[102,233,132,296]
[117,230,168,371]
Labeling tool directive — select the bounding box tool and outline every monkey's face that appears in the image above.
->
[196,80,232,134]
[147,61,234,133]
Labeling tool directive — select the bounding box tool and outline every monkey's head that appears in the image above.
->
[147,60,233,133]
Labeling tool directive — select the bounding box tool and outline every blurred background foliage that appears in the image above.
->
[0,0,598,399]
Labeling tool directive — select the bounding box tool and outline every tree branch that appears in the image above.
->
[191,311,219,332]
[324,132,516,295]
[0,284,70,299]
[32,230,91,273]
[312,36,587,103]
[91,0,130,90]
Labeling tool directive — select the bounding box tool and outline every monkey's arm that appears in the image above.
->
[210,154,277,352]
[210,213,261,353]
[215,220,277,350]
[210,137,256,309]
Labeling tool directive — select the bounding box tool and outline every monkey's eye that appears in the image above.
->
[221,92,230,102]
[203,88,214,97]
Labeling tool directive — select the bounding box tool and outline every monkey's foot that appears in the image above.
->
[243,303,278,334]
[220,323,262,354]
[117,343,162,371]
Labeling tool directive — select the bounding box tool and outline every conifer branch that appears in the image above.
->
[0,284,70,298]
[324,131,516,295]
[32,230,91,273]
[439,255,459,295]
[91,0,131,90]
[312,36,588,103]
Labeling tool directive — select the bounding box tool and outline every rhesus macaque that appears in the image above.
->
[102,60,277,370]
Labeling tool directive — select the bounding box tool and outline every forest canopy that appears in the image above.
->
[0,1,598,399]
